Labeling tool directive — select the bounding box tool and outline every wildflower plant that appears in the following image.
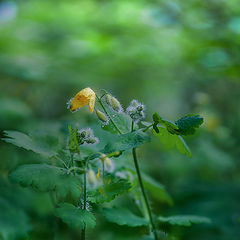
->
[2,87,210,240]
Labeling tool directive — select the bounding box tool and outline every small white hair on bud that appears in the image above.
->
[104,94,123,113]
[77,128,99,145]
[126,99,145,123]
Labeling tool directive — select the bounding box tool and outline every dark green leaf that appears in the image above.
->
[142,174,173,205]
[104,130,150,153]
[175,114,204,135]
[55,203,96,229]
[88,175,131,203]
[10,164,82,199]
[158,215,211,226]
[102,207,148,227]
[2,131,56,157]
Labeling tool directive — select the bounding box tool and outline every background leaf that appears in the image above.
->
[102,207,148,227]
[10,164,82,199]
[158,215,211,226]
[0,197,30,240]
[2,131,56,157]
[55,203,96,229]
[142,174,173,205]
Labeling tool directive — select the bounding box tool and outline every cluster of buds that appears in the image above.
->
[105,94,122,112]
[77,128,99,145]
[126,100,145,123]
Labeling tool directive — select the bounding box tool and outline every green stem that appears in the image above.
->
[96,95,122,134]
[102,160,105,183]
[81,170,87,240]
[143,123,154,132]
[132,148,158,240]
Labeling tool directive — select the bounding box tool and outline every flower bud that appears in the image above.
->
[105,94,122,112]
[111,96,122,112]
[88,169,97,185]
[96,109,108,123]
[106,94,112,105]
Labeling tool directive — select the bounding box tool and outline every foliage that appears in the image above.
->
[158,215,211,227]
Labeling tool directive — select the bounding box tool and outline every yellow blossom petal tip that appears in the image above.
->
[69,87,96,113]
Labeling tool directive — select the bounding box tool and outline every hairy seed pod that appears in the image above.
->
[111,96,121,112]
[106,94,112,105]
[96,109,108,122]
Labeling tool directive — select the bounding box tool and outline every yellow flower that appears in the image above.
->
[96,168,100,180]
[68,87,96,113]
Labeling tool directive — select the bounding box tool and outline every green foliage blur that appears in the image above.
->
[0,0,240,239]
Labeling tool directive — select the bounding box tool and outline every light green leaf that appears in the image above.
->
[158,215,211,226]
[102,207,148,227]
[142,174,173,205]
[55,203,96,229]
[10,164,82,199]
[104,130,150,153]
[2,131,56,157]
[153,127,191,157]
[0,197,30,240]
[88,175,131,203]
[176,136,192,157]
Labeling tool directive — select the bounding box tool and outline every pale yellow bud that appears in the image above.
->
[88,169,97,185]
[106,94,112,105]
[111,96,121,112]
[96,109,108,123]
[105,157,113,169]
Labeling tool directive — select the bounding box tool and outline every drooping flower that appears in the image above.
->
[67,87,96,113]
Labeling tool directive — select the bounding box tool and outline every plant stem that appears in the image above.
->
[96,95,122,134]
[102,160,105,183]
[132,148,158,240]
[143,123,153,132]
[81,169,87,240]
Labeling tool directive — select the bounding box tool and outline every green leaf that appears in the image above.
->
[2,131,56,157]
[68,124,80,153]
[101,102,132,134]
[102,207,148,227]
[88,175,131,203]
[104,130,150,153]
[175,114,204,135]
[176,136,192,157]
[158,215,211,226]
[142,174,173,205]
[0,197,30,240]
[10,164,82,199]
[55,203,96,229]
[153,127,192,157]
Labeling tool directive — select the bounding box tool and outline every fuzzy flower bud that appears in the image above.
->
[126,99,145,123]
[105,94,122,112]
[77,128,99,145]
[96,109,109,124]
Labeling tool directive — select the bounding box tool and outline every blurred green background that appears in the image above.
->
[0,0,240,239]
